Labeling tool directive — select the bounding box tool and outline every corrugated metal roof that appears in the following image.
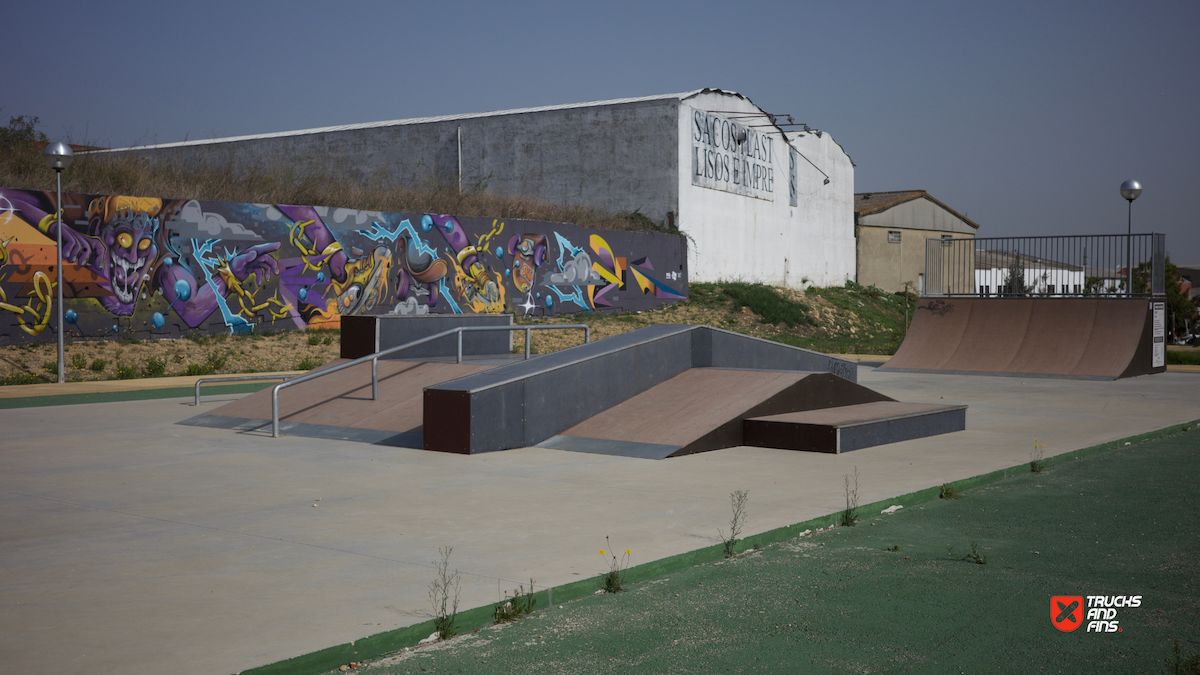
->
[98,89,731,153]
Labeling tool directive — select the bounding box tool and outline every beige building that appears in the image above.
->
[854,190,980,294]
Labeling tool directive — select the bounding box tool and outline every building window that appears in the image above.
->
[888,230,901,243]
[1074,284,1081,294]
[1047,285,1056,295]
[980,285,990,296]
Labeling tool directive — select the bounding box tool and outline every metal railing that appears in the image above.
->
[193,373,300,406]
[269,324,589,438]
[924,233,1165,297]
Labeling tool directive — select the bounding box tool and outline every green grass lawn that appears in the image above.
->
[344,429,1200,675]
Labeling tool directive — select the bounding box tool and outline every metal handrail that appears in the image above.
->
[270,323,589,438]
[193,373,300,406]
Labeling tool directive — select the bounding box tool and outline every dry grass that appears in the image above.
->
[0,141,667,232]
[0,330,339,385]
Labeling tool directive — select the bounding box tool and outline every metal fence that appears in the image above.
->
[924,233,1165,297]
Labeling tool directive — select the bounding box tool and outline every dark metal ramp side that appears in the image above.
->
[541,369,893,459]
[743,401,967,453]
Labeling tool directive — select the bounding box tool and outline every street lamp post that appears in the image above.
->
[1120,179,1142,297]
[43,141,74,384]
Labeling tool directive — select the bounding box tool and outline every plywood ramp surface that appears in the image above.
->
[559,369,808,447]
[884,298,1154,379]
[206,360,494,433]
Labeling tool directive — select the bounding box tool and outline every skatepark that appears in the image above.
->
[1,309,1197,673]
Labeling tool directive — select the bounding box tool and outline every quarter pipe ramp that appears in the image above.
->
[880,297,1166,380]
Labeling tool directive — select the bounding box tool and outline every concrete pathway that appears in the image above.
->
[0,367,1197,674]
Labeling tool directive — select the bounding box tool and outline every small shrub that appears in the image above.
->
[322,336,333,346]
[185,363,212,376]
[114,364,138,380]
[307,333,321,346]
[172,353,185,364]
[939,484,965,500]
[600,536,631,593]
[297,355,321,370]
[144,356,167,377]
[718,490,749,557]
[947,541,987,565]
[70,353,87,370]
[205,351,228,372]
[90,358,108,372]
[493,580,537,624]
[41,360,57,374]
[428,546,461,640]
[883,545,903,552]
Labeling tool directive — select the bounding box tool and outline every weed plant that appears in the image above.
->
[1167,641,1200,674]
[939,483,965,500]
[297,355,321,370]
[90,358,107,372]
[493,580,537,624]
[143,356,167,377]
[948,541,987,564]
[883,545,903,552]
[114,364,137,380]
[70,353,87,370]
[600,536,631,593]
[718,490,749,557]
[428,546,461,640]
[841,467,860,526]
[1031,440,1046,473]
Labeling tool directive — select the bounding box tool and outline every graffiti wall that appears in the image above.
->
[0,188,688,345]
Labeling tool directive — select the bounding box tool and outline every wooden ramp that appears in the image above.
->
[179,359,495,447]
[537,369,892,459]
[744,401,967,454]
[881,298,1164,379]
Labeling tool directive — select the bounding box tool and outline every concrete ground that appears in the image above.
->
[1,366,1198,674]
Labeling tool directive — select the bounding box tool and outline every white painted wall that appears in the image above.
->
[676,91,855,288]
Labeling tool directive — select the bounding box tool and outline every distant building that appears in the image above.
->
[974,250,1085,296]
[853,190,979,294]
[101,89,856,289]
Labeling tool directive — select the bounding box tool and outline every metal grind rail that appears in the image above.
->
[270,324,589,438]
[193,373,301,406]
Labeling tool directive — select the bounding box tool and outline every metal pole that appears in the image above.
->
[55,169,64,384]
[524,327,531,360]
[456,330,463,364]
[457,126,462,194]
[271,388,280,438]
[371,356,378,400]
[1127,201,1132,297]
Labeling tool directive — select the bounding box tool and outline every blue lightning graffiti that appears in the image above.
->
[192,238,253,335]
[359,219,440,260]
[549,232,589,311]
[438,278,462,314]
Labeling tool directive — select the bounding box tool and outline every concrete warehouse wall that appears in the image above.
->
[101,88,855,291]
[0,188,687,345]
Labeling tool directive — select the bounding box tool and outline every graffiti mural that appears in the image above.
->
[0,187,688,344]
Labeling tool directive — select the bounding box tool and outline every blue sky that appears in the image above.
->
[6,0,1198,260]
